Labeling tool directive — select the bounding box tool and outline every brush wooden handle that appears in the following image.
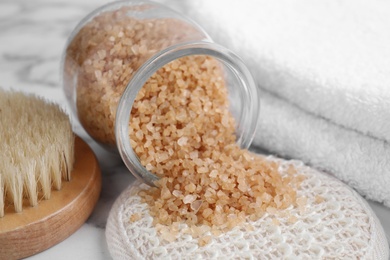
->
[0,136,102,259]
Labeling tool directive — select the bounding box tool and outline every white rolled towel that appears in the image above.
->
[157,0,390,207]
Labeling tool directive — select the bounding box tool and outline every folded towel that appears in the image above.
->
[158,0,390,207]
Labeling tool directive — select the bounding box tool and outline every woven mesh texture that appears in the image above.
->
[106,157,389,259]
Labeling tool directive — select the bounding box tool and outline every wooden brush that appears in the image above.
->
[0,89,101,259]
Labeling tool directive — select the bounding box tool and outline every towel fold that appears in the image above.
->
[258,90,390,207]
[158,0,390,206]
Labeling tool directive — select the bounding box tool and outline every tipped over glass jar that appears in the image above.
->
[62,0,260,186]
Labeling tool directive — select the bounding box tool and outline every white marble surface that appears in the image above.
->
[0,0,389,259]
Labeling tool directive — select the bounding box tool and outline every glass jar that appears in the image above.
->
[62,0,260,186]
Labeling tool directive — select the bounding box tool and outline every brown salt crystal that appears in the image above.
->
[315,195,325,204]
[202,208,213,219]
[130,213,141,222]
[261,192,272,203]
[172,190,182,197]
[183,194,197,204]
[145,163,153,171]
[171,221,180,232]
[211,228,222,236]
[185,183,196,193]
[168,202,179,212]
[209,170,218,178]
[177,136,188,146]
[161,230,177,243]
[186,213,198,225]
[161,186,172,200]
[155,153,169,163]
[209,182,219,190]
[237,182,248,192]
[190,200,203,212]
[216,190,227,199]
[135,130,144,140]
[198,235,212,247]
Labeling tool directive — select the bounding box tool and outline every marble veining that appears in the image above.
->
[0,0,389,259]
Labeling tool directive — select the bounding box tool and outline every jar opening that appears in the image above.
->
[115,42,260,186]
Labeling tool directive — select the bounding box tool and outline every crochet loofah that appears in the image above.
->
[106,157,389,259]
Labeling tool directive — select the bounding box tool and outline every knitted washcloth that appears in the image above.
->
[106,157,389,259]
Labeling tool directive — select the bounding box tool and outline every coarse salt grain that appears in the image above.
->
[198,235,212,247]
[177,136,188,146]
[172,190,182,197]
[183,194,197,204]
[190,200,203,212]
[315,195,325,204]
[185,183,196,193]
[130,213,141,222]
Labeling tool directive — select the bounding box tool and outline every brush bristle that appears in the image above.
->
[0,89,75,217]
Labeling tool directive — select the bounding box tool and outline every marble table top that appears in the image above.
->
[0,0,389,259]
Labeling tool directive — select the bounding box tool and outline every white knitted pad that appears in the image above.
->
[106,158,389,259]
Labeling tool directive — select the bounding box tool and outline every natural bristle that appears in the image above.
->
[0,89,75,217]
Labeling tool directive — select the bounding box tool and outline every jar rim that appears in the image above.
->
[115,41,260,186]
[63,0,212,50]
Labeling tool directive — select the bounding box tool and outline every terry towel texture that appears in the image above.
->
[157,0,390,207]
